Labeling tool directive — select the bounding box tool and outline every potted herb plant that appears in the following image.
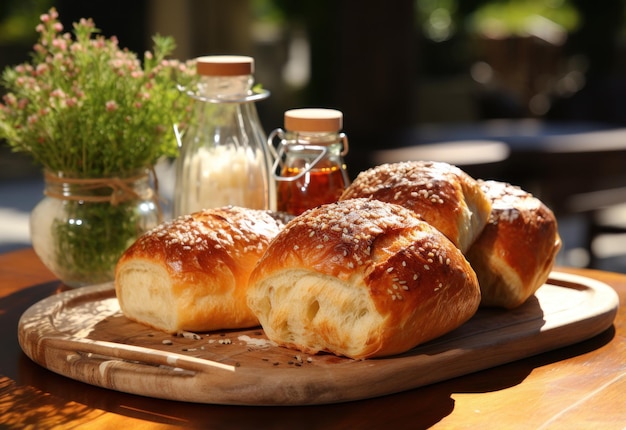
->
[0,8,197,287]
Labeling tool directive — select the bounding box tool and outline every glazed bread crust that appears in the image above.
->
[339,161,492,253]
[115,206,285,333]
[246,198,481,359]
[467,180,562,309]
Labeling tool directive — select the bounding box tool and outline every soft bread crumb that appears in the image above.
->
[117,260,177,331]
[249,269,383,358]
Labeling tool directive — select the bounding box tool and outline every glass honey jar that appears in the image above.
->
[269,108,350,216]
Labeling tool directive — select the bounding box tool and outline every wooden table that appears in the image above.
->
[1,248,625,429]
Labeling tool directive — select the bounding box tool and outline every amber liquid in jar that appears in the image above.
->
[277,163,347,216]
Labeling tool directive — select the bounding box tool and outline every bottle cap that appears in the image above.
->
[196,55,254,76]
[284,108,343,132]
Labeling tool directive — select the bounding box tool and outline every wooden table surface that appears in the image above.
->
[1,247,625,429]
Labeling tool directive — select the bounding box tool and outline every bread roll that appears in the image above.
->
[115,206,286,333]
[246,198,481,359]
[339,161,492,253]
[466,180,562,309]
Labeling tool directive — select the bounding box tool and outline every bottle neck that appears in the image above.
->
[284,131,343,150]
[197,74,254,99]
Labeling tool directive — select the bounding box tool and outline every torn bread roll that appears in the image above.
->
[339,161,492,253]
[466,180,562,309]
[246,198,481,359]
[115,206,286,333]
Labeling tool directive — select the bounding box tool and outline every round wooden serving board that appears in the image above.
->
[17,271,619,405]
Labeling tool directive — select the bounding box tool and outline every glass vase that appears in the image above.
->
[30,169,161,288]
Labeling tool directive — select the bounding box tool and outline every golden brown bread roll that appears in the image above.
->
[466,180,562,309]
[339,161,492,253]
[115,206,286,333]
[246,198,481,359]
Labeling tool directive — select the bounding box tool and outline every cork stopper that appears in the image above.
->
[284,108,343,133]
[196,55,254,76]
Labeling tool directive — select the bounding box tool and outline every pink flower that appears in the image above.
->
[105,100,118,112]
[53,23,63,33]
[50,89,65,98]
[3,93,17,106]
[52,38,67,51]
[40,14,50,23]
[35,64,48,75]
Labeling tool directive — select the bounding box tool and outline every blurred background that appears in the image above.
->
[1,0,625,272]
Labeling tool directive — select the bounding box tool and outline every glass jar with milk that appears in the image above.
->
[173,55,275,216]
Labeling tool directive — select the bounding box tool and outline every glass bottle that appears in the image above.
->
[269,108,350,216]
[173,55,275,216]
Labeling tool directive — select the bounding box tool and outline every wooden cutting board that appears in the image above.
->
[18,271,619,406]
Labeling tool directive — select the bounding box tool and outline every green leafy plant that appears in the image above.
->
[0,7,197,176]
